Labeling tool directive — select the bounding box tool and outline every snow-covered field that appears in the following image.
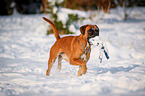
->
[0,7,145,96]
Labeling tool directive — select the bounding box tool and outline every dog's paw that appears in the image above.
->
[57,65,61,72]
[78,66,87,76]
[82,67,87,74]
[46,69,50,76]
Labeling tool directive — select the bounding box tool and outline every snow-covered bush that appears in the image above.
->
[44,0,82,35]
[42,0,115,35]
[43,0,134,35]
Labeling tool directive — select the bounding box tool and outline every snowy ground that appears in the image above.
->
[0,7,145,96]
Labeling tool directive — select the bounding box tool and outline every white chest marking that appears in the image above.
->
[81,53,87,61]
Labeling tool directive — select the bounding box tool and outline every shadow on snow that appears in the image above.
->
[90,64,140,75]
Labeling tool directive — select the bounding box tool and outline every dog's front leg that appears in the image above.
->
[70,59,87,76]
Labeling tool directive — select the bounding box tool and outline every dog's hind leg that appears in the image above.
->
[46,46,59,76]
[46,57,56,76]
[57,55,62,72]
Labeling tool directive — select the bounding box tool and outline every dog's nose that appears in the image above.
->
[95,29,99,36]
[96,31,99,36]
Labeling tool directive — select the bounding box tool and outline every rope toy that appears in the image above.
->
[89,37,110,63]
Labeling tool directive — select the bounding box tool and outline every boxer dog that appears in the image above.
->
[43,17,99,76]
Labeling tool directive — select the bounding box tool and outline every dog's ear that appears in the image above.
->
[95,25,99,30]
[80,25,88,35]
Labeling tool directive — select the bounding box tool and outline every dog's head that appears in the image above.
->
[80,24,99,38]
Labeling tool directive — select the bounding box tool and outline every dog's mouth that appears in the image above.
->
[87,28,99,38]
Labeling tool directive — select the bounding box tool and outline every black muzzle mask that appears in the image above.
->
[87,28,99,38]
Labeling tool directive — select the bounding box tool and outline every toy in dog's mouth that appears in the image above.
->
[89,36,100,45]
[89,36,110,63]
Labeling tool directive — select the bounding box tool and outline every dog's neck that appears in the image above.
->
[79,34,88,47]
[79,34,91,53]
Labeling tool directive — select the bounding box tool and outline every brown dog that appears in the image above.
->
[43,17,99,76]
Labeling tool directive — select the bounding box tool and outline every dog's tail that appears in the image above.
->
[43,17,60,40]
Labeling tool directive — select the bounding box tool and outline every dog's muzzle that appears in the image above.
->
[87,28,99,38]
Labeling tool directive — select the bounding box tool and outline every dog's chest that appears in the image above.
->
[80,43,90,61]
[81,53,87,61]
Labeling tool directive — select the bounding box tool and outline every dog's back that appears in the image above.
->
[52,36,78,58]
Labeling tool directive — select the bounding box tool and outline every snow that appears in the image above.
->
[0,7,145,96]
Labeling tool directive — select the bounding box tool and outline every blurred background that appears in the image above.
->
[0,0,145,15]
[1,0,145,35]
